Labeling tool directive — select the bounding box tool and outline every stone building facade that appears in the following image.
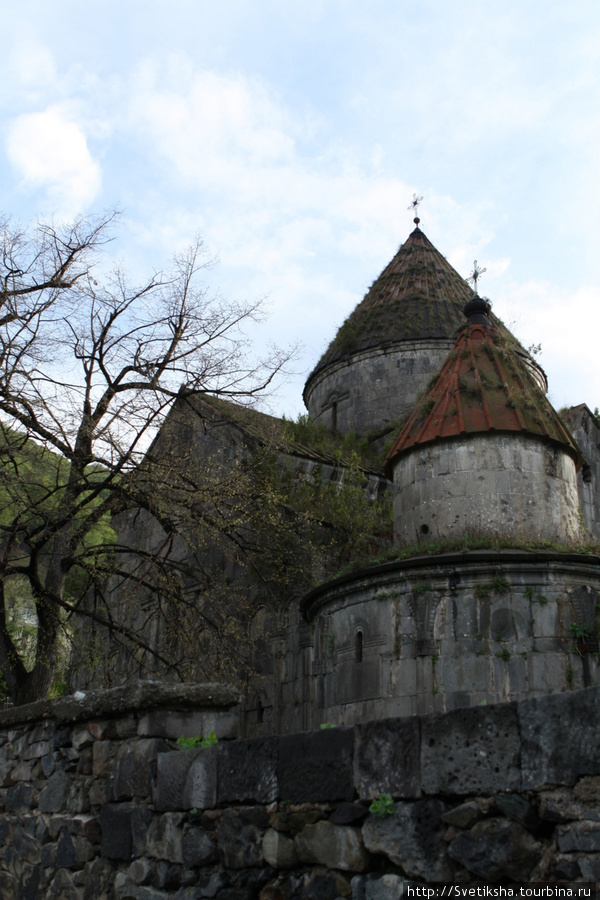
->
[80,223,600,739]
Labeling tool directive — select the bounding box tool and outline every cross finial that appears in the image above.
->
[467,260,487,294]
[407,193,424,225]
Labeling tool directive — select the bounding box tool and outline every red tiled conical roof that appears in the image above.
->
[384,317,582,475]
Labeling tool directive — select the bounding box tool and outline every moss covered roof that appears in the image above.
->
[384,319,583,474]
[306,227,474,385]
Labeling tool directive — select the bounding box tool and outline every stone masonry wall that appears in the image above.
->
[1,682,600,898]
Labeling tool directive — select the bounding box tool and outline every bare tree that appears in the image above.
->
[0,213,293,703]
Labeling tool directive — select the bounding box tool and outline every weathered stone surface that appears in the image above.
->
[6,783,33,812]
[217,809,263,869]
[519,685,600,788]
[137,709,238,741]
[269,807,325,836]
[17,862,40,900]
[362,800,452,881]
[351,873,407,900]
[0,680,242,729]
[441,800,482,829]
[127,857,153,884]
[262,827,298,868]
[295,820,369,872]
[578,855,600,880]
[181,824,217,867]
[217,736,278,804]
[47,868,80,900]
[421,702,521,795]
[183,747,218,809]
[0,871,17,900]
[278,727,354,802]
[197,871,229,897]
[262,869,350,900]
[113,738,169,800]
[329,802,369,826]
[39,770,68,813]
[154,748,203,812]
[56,827,75,867]
[146,812,185,863]
[493,793,540,831]
[82,858,115,900]
[556,820,600,852]
[100,803,151,860]
[448,817,542,881]
[354,716,420,800]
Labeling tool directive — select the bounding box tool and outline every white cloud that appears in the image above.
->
[6,105,101,216]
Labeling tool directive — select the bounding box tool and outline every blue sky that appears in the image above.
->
[1,0,599,417]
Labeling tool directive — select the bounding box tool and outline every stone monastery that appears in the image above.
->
[85,219,600,739]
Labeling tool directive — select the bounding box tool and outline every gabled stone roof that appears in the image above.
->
[306,227,473,385]
[384,317,583,474]
[187,394,385,476]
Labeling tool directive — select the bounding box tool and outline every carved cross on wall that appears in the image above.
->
[467,260,487,294]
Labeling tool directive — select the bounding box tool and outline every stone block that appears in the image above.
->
[421,702,521,795]
[294,820,369,872]
[39,770,68,813]
[448,817,542,881]
[99,803,151,861]
[556,821,600,852]
[354,716,420,800]
[92,740,116,776]
[278,727,354,802]
[146,812,185,863]
[181,824,217,867]
[217,736,278,804]
[362,800,452,881]
[23,740,52,760]
[155,749,202,812]
[183,747,218,810]
[351,873,408,900]
[441,800,482,829]
[217,809,263,869]
[113,738,169,800]
[6,783,33,812]
[262,828,298,869]
[519,686,600,788]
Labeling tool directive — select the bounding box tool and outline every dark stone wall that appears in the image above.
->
[1,682,600,896]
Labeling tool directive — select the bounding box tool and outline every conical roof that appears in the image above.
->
[384,311,583,475]
[305,227,473,389]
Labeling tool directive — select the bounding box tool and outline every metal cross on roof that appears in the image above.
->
[467,260,487,294]
[407,193,424,224]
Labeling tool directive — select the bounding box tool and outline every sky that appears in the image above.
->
[1,0,599,418]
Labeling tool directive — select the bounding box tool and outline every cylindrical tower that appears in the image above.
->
[385,298,583,545]
[303,227,545,440]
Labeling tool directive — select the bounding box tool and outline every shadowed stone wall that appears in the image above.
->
[304,341,455,440]
[1,681,600,897]
[296,550,600,731]
[392,433,582,546]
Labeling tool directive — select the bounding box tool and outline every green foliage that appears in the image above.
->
[369,793,395,817]
[492,576,510,594]
[331,530,600,581]
[319,722,333,729]
[176,731,218,750]
[281,414,380,469]
[570,622,588,640]
[49,681,67,698]
[524,586,534,600]
[496,649,511,662]
[413,582,432,595]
